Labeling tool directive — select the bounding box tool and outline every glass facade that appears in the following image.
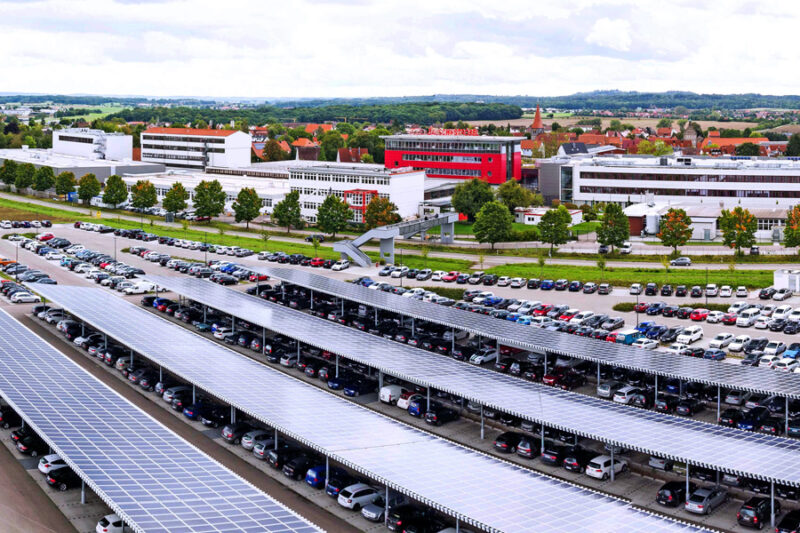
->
[560,167,573,202]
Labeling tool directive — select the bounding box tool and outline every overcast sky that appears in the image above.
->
[2,0,798,99]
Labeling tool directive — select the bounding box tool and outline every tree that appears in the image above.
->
[496,179,536,212]
[232,187,261,228]
[14,163,35,192]
[193,180,226,220]
[784,204,800,249]
[719,206,757,255]
[77,173,101,205]
[316,194,351,238]
[162,182,189,214]
[637,139,673,156]
[360,153,375,164]
[656,118,673,129]
[657,208,693,254]
[272,190,303,232]
[319,131,345,161]
[472,201,513,250]
[102,174,128,206]
[32,166,55,193]
[55,171,76,196]
[130,179,157,211]
[538,205,572,254]
[0,159,17,186]
[364,197,401,229]
[452,178,494,222]
[263,139,287,161]
[735,142,760,156]
[787,134,800,157]
[597,203,629,251]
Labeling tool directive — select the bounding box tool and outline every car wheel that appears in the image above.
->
[234,438,240,445]
[621,464,627,473]
[602,473,608,481]
[59,483,68,492]
[510,446,517,453]
[353,504,361,511]
[30,450,38,458]
[2,422,8,430]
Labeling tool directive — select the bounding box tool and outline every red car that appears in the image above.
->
[690,308,709,321]
[542,367,568,386]
[559,309,578,321]
[633,302,650,313]
[722,312,738,325]
[533,304,553,316]
[36,232,54,241]
[309,257,325,267]
[499,345,524,356]
[248,273,269,282]
[441,271,459,282]
[605,332,620,343]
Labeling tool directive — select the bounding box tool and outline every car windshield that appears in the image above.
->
[339,489,353,498]
[688,494,705,503]
[587,461,602,469]
[739,508,756,517]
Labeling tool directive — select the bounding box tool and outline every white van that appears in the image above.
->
[530,316,553,328]
[123,281,156,295]
[676,326,703,344]
[379,385,409,405]
[736,308,761,327]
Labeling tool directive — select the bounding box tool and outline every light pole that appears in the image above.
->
[14,241,18,282]
[705,267,709,306]
[113,235,117,262]
[635,291,639,325]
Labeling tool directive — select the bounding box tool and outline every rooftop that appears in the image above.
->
[56,128,128,138]
[0,148,159,169]
[292,163,422,177]
[382,134,522,142]
[560,154,800,172]
[120,170,289,195]
[144,127,241,137]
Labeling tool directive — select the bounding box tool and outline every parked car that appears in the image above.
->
[685,486,729,515]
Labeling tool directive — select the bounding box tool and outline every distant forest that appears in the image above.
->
[0,95,213,106]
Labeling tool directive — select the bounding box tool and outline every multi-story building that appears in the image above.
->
[547,154,800,209]
[0,147,163,182]
[52,128,133,160]
[287,163,425,223]
[382,134,522,184]
[140,128,251,170]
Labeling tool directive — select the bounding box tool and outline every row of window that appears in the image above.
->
[401,154,485,163]
[385,140,504,153]
[289,187,388,200]
[414,166,483,177]
[141,135,225,144]
[56,135,94,144]
[578,186,800,198]
[142,144,224,154]
[135,187,274,208]
[290,173,390,186]
[579,171,800,184]
[212,168,286,179]
[142,152,206,163]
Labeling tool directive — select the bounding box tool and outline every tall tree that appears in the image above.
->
[193,179,226,220]
[0,159,18,186]
[102,174,128,206]
[452,178,494,222]
[657,208,693,254]
[319,131,345,161]
[162,182,189,214]
[130,179,157,210]
[77,173,101,205]
[364,196,401,229]
[656,118,673,129]
[54,171,76,196]
[597,203,630,251]
[272,190,303,232]
[32,166,55,192]
[473,201,513,250]
[735,142,760,156]
[232,187,261,228]
[538,205,572,254]
[263,139,287,161]
[719,206,757,255]
[637,140,673,156]
[496,179,536,212]
[316,194,351,237]
[787,134,800,157]
[14,163,35,192]
[785,204,800,249]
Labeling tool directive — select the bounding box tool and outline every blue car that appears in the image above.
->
[408,398,425,417]
[646,302,667,315]
[327,375,349,390]
[304,464,333,488]
[540,279,555,290]
[153,297,172,309]
[703,349,726,361]
[645,325,667,340]
[505,313,521,322]
[484,296,504,307]
[737,406,770,431]
[343,379,375,397]
[785,343,800,359]
[182,401,212,421]
[635,321,656,334]
[516,315,532,325]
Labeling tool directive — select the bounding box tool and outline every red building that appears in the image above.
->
[344,189,378,222]
[382,134,522,184]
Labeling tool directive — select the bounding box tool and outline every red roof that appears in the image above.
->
[656,127,672,136]
[304,123,333,135]
[279,140,291,153]
[337,147,369,163]
[292,137,317,147]
[144,127,238,137]
[700,137,769,149]
[531,105,544,130]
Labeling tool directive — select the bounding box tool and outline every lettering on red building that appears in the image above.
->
[427,127,479,136]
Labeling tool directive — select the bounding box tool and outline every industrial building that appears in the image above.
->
[0,147,164,182]
[52,128,133,161]
[140,128,251,170]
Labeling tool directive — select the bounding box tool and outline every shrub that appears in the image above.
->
[508,228,540,242]
[614,302,731,313]
[613,302,636,312]
[420,286,465,301]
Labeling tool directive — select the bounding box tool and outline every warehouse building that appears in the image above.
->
[0,147,164,182]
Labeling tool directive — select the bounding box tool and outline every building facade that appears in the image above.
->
[52,128,133,161]
[140,128,251,170]
[287,164,425,223]
[0,147,163,182]
[382,134,522,184]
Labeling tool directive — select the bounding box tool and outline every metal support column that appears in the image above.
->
[325,456,329,486]
[543,353,548,374]
[230,406,236,424]
[787,397,791,436]
[281,285,285,299]
[296,343,301,367]
[103,333,107,350]
[129,349,134,366]
[596,363,600,384]
[384,486,389,525]
[378,371,383,390]
[456,519,460,533]
[716,385,721,421]
[480,406,485,440]
[81,481,86,504]
[540,425,545,455]
[231,314,235,333]
[426,388,431,411]
[610,447,615,482]
[310,290,314,310]
[159,366,162,382]
[451,328,455,352]
[374,308,378,326]
[771,481,776,529]
[685,465,690,501]
[262,328,266,354]
[274,428,279,450]
[341,299,344,314]
[203,305,207,323]
[715,470,720,487]
[81,323,85,336]
[654,375,659,402]
[335,355,339,378]
[192,384,196,404]
[411,318,415,337]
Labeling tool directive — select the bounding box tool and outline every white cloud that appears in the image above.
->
[585,18,632,52]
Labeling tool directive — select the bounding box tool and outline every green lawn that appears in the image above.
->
[58,104,126,121]
[485,262,774,289]
[570,221,601,234]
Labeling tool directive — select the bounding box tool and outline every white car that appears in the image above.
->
[728,335,751,352]
[585,455,627,480]
[728,301,749,314]
[530,316,553,328]
[331,260,350,271]
[74,263,93,273]
[379,385,409,405]
[736,286,749,298]
[123,282,156,295]
[44,251,63,260]
[719,285,732,298]
[789,308,800,323]
[631,338,658,350]
[37,453,67,475]
[612,386,641,404]
[472,292,495,305]
[773,305,793,320]
[469,347,498,365]
[676,326,703,344]
[96,514,130,533]
[396,393,422,411]
[629,283,642,295]
[665,343,689,355]
[497,276,511,286]
[758,354,781,369]
[774,358,799,372]
[0,220,10,229]
[764,341,787,356]
[570,310,594,325]
[709,333,735,349]
[401,288,426,299]
[706,311,725,324]
[431,270,447,281]
[774,288,793,301]
[705,284,718,296]
[509,277,527,288]
[338,483,380,510]
[10,292,40,303]
[753,316,771,329]
[390,266,409,278]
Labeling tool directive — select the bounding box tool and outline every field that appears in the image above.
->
[468,116,759,131]
[57,104,126,121]
[0,204,72,223]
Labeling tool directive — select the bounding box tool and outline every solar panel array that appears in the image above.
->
[142,276,800,487]
[0,308,320,533]
[33,284,704,533]
[254,266,800,398]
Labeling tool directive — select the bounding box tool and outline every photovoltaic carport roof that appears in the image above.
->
[33,285,704,533]
[143,276,800,487]
[0,308,320,533]
[253,266,800,399]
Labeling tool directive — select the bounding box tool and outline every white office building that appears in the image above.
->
[52,128,133,161]
[554,155,800,209]
[288,164,425,223]
[140,128,251,170]
[0,147,163,182]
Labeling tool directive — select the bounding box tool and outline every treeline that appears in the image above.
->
[107,102,522,126]
[0,95,213,105]
[54,107,103,117]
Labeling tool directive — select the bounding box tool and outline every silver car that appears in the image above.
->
[240,429,272,451]
[597,381,624,399]
[685,486,728,515]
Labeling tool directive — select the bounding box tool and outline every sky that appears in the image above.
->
[2,0,799,99]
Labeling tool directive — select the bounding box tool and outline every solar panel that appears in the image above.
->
[139,276,800,487]
[33,284,704,533]
[253,266,800,399]
[0,308,320,533]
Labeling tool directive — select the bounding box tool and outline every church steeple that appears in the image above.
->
[530,104,544,135]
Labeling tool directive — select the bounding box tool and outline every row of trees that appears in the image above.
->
[451,178,544,222]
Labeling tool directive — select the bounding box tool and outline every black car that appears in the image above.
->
[16,434,48,456]
[776,509,800,533]
[659,326,684,343]
[386,505,434,532]
[493,431,525,453]
[654,395,680,414]
[562,446,595,473]
[785,321,800,335]
[568,280,583,292]
[46,467,82,491]
[738,497,780,529]
[631,390,655,409]
[690,286,703,297]
[674,285,687,297]
[304,234,325,243]
[527,278,541,289]
[759,287,777,300]
[644,283,658,296]
[540,442,568,465]
[676,307,694,319]
[424,404,459,426]
[0,407,21,429]
[656,481,697,507]
[719,408,743,427]
[660,284,673,296]
[282,453,318,480]
[769,319,788,332]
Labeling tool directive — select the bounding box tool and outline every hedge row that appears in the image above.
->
[612,302,733,313]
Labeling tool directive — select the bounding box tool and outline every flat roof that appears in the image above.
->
[0,149,159,169]
[564,154,800,172]
[0,308,319,533]
[119,171,289,194]
[255,267,800,399]
[142,277,800,487]
[34,285,702,533]
[383,134,522,142]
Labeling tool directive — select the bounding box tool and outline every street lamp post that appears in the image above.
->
[113,235,117,262]
[14,241,18,282]
[705,267,709,306]
[635,291,639,325]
